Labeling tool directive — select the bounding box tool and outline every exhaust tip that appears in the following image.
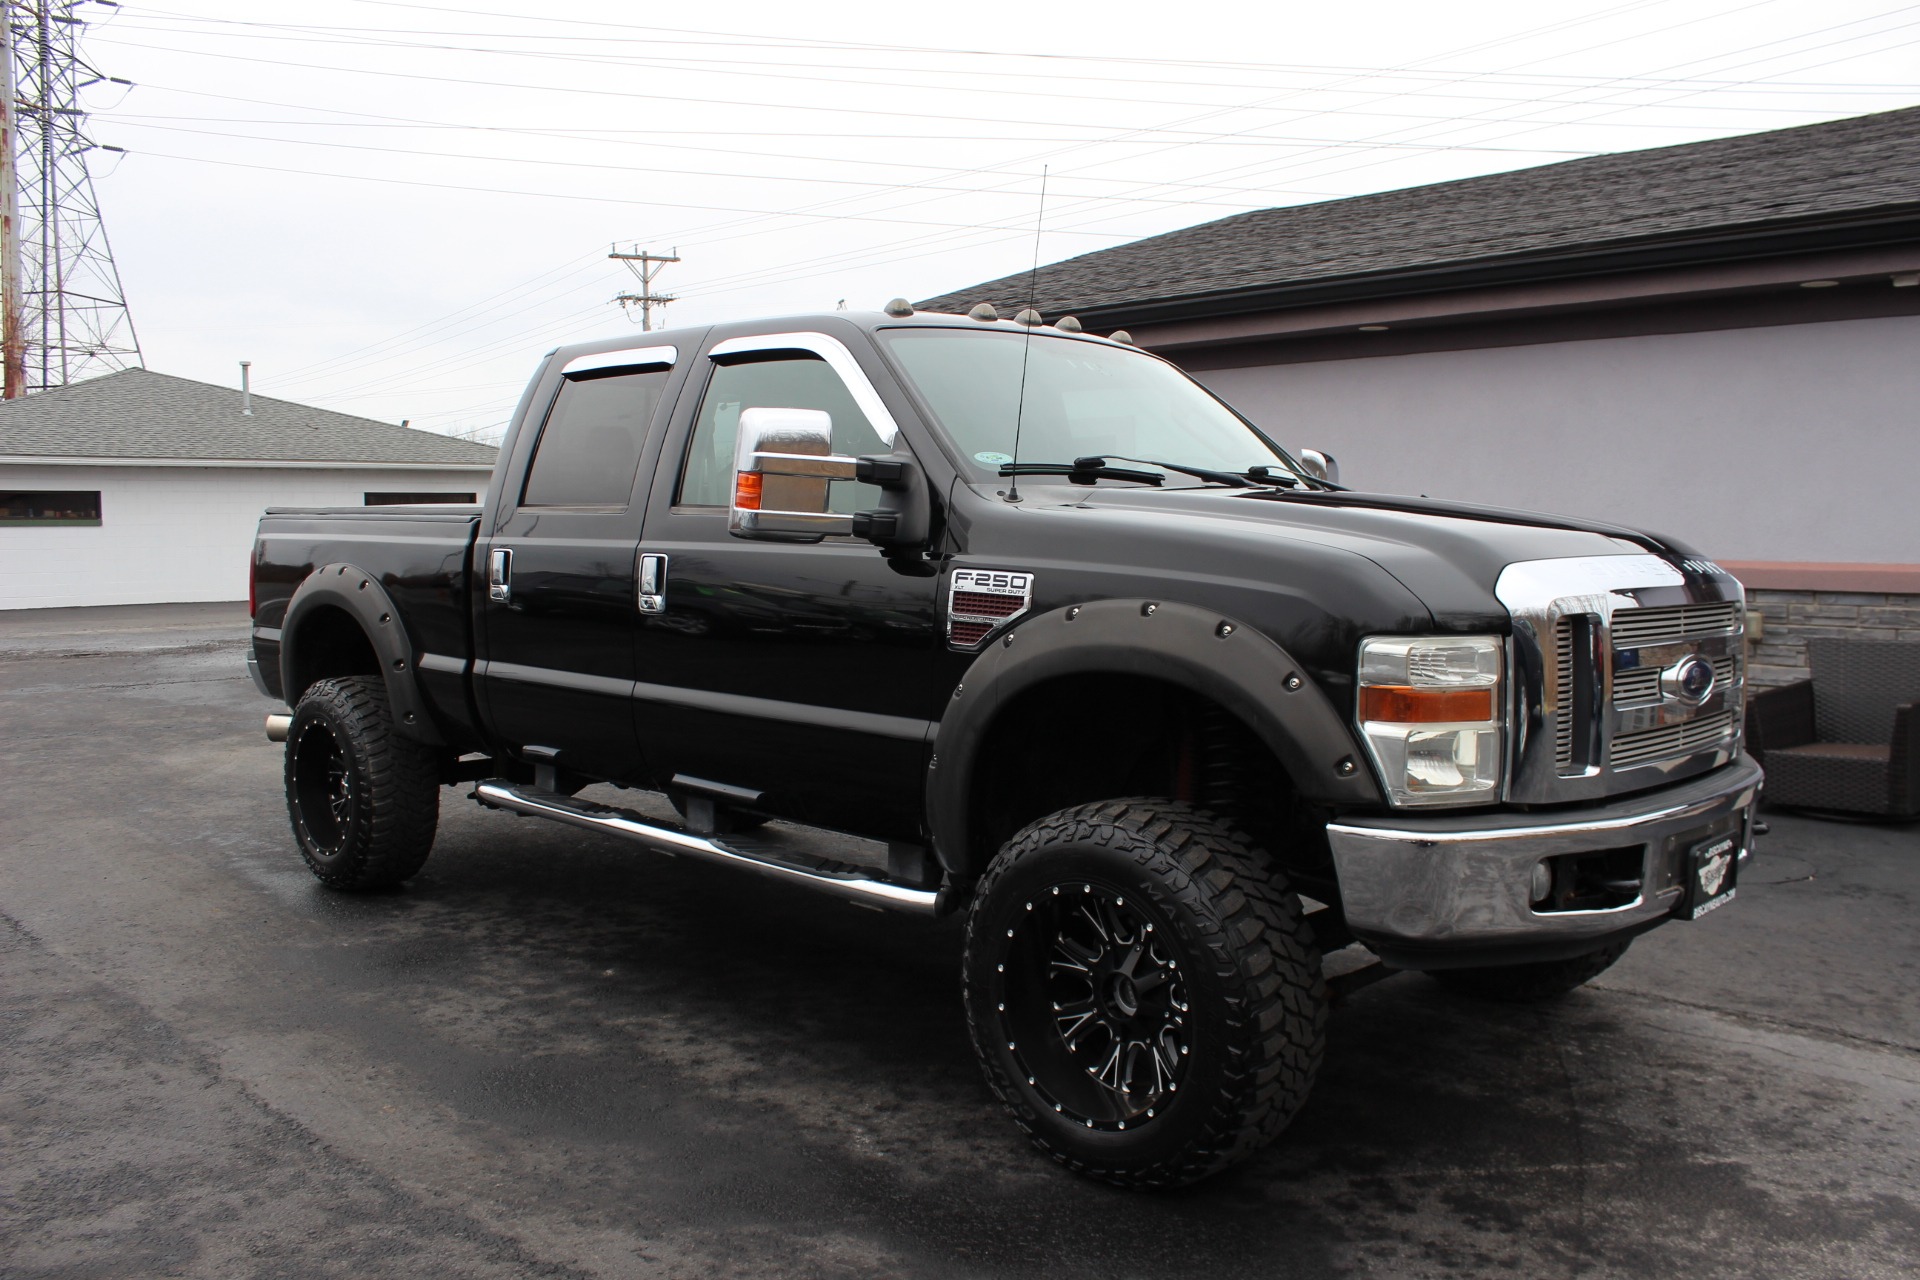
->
[265,713,292,742]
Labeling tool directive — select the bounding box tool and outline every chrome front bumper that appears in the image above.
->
[1327,754,1763,967]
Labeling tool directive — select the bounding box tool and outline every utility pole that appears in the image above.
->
[0,3,22,398]
[4,0,140,394]
[608,244,678,332]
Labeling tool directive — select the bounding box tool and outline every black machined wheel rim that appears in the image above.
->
[994,881,1191,1132]
[292,721,353,854]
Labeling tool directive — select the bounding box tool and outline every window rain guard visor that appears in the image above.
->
[707,331,899,447]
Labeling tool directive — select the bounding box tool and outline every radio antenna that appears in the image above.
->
[1006,165,1048,504]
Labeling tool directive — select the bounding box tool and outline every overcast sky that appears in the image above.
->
[70,0,1920,442]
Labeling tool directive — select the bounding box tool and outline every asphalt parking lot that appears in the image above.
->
[3,603,1918,1280]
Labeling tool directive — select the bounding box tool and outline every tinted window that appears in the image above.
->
[364,492,476,506]
[521,366,670,507]
[678,354,887,511]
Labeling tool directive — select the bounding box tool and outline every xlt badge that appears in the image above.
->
[948,569,1034,649]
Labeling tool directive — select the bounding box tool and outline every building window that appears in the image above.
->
[364,492,477,506]
[0,490,102,526]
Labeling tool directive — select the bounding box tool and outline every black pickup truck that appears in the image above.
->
[248,305,1761,1187]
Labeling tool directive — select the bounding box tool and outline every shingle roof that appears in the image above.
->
[918,105,1920,321]
[0,369,498,466]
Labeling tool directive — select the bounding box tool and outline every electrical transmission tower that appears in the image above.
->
[1,1,141,398]
[609,245,678,331]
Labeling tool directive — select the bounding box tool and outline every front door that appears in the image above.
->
[631,333,943,839]
[478,350,677,784]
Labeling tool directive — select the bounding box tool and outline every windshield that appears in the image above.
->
[880,328,1297,485]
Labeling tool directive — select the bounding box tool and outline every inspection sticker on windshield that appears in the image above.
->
[974,451,1013,465]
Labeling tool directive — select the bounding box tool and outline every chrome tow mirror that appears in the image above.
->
[1297,447,1340,487]
[728,407,859,541]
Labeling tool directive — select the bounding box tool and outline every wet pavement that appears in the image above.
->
[2,603,1917,1279]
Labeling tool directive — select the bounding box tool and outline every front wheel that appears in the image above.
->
[962,799,1326,1188]
[1428,940,1632,1003]
[285,675,439,890]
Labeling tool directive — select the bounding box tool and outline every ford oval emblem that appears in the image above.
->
[1661,654,1717,704]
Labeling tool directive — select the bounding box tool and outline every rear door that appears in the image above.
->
[629,330,944,839]
[477,345,681,784]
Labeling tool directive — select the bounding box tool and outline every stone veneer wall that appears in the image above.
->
[1744,589,1920,687]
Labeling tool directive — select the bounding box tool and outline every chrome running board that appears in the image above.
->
[472,781,942,916]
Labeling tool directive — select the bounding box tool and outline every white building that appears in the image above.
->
[0,370,497,610]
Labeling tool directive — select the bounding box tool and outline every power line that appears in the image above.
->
[141,0,1920,428]
[268,250,606,382]
[109,147,1153,237]
[101,11,1920,112]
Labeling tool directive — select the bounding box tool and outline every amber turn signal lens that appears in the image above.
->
[1359,685,1494,724]
[733,471,763,511]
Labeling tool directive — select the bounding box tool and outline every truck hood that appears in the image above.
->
[1052,484,1679,626]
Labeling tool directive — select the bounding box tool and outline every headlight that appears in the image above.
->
[1356,635,1504,807]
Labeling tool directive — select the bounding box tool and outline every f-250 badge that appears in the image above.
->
[947,569,1034,650]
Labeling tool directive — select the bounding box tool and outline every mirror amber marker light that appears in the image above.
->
[733,470,763,511]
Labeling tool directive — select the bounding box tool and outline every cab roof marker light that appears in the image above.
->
[969,303,999,322]
[884,298,915,317]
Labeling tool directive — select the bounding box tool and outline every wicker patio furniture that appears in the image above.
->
[1745,638,1920,818]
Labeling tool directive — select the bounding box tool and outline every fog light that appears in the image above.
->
[1530,859,1553,906]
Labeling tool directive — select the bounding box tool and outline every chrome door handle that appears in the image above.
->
[488,547,512,603]
[638,553,667,614]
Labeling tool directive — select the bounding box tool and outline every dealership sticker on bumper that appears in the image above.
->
[1682,834,1739,920]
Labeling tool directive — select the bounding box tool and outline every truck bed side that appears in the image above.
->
[251,505,486,752]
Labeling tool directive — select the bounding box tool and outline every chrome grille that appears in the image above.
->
[1612,653,1739,707]
[1611,710,1736,767]
[1498,553,1747,804]
[1609,601,1741,647]
[1553,619,1575,770]
[1603,602,1743,772]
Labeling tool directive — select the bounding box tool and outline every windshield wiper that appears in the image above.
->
[1080,454,1304,488]
[999,460,1165,486]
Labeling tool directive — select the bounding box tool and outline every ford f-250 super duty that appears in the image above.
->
[247,304,1761,1187]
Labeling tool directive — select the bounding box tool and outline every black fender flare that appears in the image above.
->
[925,598,1382,876]
[280,563,445,746]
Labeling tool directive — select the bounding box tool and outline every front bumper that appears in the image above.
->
[1327,754,1763,968]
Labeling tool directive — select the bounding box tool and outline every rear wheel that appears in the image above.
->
[1429,940,1632,1003]
[285,676,439,890]
[962,799,1326,1188]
